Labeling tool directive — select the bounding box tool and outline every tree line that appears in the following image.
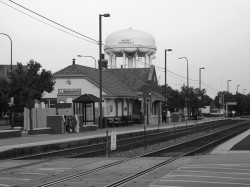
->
[161,85,250,116]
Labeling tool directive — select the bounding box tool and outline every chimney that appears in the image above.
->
[72,59,76,65]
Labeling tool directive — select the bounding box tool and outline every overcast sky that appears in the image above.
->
[1,0,250,98]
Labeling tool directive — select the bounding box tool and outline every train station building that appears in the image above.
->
[34,28,165,130]
[42,61,165,128]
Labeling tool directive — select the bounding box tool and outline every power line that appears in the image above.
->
[1,0,98,45]
[155,66,220,93]
[8,0,99,44]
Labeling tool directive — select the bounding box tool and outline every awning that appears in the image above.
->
[151,92,166,103]
[73,94,103,103]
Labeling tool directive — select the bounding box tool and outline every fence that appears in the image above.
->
[23,108,56,130]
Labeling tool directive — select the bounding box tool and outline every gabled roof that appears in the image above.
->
[151,91,166,102]
[73,94,102,103]
[53,64,139,98]
[106,68,150,92]
[53,65,85,77]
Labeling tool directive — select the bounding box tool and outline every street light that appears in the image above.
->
[179,57,189,116]
[178,57,189,88]
[1,33,13,128]
[99,13,110,129]
[77,55,97,69]
[199,67,205,90]
[237,85,240,93]
[164,49,172,98]
[0,33,12,71]
[147,92,151,125]
[227,80,231,92]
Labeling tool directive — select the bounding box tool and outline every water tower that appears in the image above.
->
[104,28,157,69]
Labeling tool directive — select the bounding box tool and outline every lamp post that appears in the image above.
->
[1,33,13,128]
[179,57,189,116]
[0,33,12,71]
[77,55,97,69]
[227,80,231,92]
[147,92,151,126]
[199,67,205,90]
[178,57,189,88]
[99,13,110,129]
[237,85,240,93]
[164,49,172,98]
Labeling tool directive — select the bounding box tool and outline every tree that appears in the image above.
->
[180,86,207,117]
[0,77,10,114]
[214,91,224,109]
[8,60,55,134]
[203,94,213,106]
[166,87,182,112]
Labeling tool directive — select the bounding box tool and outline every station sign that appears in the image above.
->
[58,89,81,95]
[110,130,117,151]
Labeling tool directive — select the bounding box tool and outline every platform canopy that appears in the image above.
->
[73,94,103,103]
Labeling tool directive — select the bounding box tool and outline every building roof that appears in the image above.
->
[73,94,102,103]
[106,68,150,92]
[151,91,166,102]
[53,64,139,98]
[53,64,165,100]
[107,66,157,92]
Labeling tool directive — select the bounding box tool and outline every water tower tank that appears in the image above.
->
[104,28,157,68]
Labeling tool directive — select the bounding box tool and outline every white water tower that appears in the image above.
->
[104,28,157,69]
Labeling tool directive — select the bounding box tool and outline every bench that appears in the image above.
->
[107,118,119,128]
[122,116,134,126]
[114,117,125,126]
[127,118,134,125]
[107,117,126,127]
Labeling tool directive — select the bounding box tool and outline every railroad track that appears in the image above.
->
[105,120,250,187]
[9,119,241,160]
[33,120,249,187]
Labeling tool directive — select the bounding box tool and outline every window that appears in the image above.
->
[152,102,158,115]
[132,99,141,115]
[49,98,57,108]
[66,98,72,103]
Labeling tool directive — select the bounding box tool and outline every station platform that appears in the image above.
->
[0,117,248,156]
[151,127,250,187]
[0,118,225,157]
[0,120,193,153]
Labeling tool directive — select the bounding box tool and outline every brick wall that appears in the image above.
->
[47,116,65,134]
